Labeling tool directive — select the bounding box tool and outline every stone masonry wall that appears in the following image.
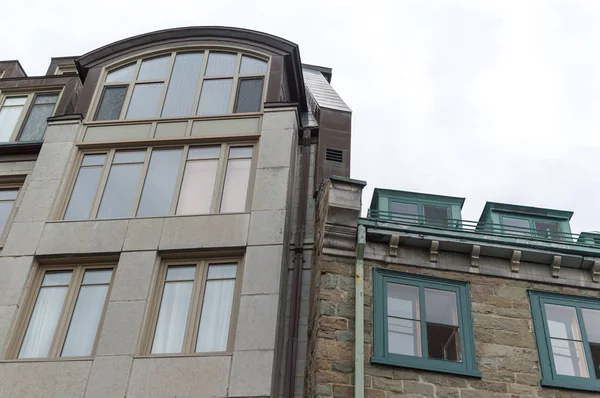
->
[307,252,600,398]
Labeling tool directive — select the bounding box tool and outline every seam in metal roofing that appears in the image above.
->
[302,68,351,113]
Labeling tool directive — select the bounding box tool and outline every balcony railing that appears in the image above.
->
[367,209,600,249]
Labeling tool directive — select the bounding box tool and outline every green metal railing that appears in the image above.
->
[367,209,600,248]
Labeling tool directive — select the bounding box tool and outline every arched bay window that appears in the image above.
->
[94,50,268,121]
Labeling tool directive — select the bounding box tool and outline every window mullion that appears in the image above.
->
[228,54,242,113]
[188,262,209,354]
[90,150,115,218]
[226,260,242,352]
[131,148,153,217]
[192,51,210,116]
[418,285,428,359]
[170,145,189,215]
[156,53,176,117]
[244,144,258,211]
[146,263,169,355]
[211,143,228,213]
[10,268,46,359]
[49,267,82,358]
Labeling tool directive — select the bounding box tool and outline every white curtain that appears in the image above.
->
[152,281,193,354]
[196,279,235,352]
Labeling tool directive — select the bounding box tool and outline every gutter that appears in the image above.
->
[355,224,366,398]
[283,128,311,398]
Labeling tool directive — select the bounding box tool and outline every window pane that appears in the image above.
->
[81,154,106,167]
[197,79,233,115]
[18,286,68,358]
[196,279,235,352]
[125,83,164,119]
[106,63,135,82]
[583,308,600,343]
[503,217,531,237]
[162,53,204,117]
[427,323,461,362]
[188,146,220,160]
[0,102,24,141]
[0,200,15,235]
[137,149,182,217]
[423,205,449,227]
[235,78,263,113]
[95,86,127,121]
[4,97,27,106]
[61,284,109,357]
[228,147,253,159]
[19,94,59,141]
[82,269,113,285]
[176,159,218,215]
[113,150,146,164]
[207,264,237,279]
[387,283,419,320]
[97,163,144,218]
[551,338,590,377]
[391,202,419,222]
[166,266,196,281]
[152,281,193,354]
[64,166,103,220]
[205,53,236,76]
[240,56,267,74]
[0,189,18,200]
[425,289,458,326]
[388,317,421,357]
[42,271,72,286]
[220,158,251,213]
[535,221,561,240]
[545,304,582,340]
[137,56,171,80]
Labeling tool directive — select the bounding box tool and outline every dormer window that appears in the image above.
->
[0,92,59,142]
[94,50,268,121]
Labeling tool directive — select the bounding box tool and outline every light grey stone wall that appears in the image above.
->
[0,108,302,397]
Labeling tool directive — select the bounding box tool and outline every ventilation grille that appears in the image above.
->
[325,148,344,163]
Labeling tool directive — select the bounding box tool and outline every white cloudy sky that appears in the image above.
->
[2,0,600,233]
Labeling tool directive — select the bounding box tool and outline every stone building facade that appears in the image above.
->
[308,177,600,398]
[0,27,351,397]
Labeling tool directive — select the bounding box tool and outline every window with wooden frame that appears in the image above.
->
[142,259,242,355]
[372,269,480,377]
[0,181,22,240]
[0,91,61,142]
[62,143,255,220]
[7,264,115,359]
[93,50,268,122]
[530,290,600,392]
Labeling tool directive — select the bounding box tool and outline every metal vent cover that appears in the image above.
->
[325,148,343,163]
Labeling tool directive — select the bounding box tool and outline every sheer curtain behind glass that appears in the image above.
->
[0,97,26,142]
[220,147,252,213]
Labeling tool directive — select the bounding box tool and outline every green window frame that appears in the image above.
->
[530,291,600,392]
[389,200,450,227]
[372,269,480,377]
[499,215,564,241]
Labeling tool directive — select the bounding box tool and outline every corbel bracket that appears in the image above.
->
[471,245,481,267]
[510,250,521,273]
[430,240,439,263]
[592,260,600,283]
[551,256,561,278]
[389,235,400,257]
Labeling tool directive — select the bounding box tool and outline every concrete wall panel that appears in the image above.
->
[37,220,129,255]
[84,124,151,142]
[191,117,260,137]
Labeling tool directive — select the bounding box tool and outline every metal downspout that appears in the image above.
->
[283,128,311,398]
[355,224,366,398]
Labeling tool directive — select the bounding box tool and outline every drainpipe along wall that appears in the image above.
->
[355,224,366,398]
[283,128,312,398]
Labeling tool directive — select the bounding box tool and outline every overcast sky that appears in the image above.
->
[2,0,600,233]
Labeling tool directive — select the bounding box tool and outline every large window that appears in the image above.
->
[9,265,114,359]
[530,291,600,392]
[372,269,480,377]
[143,259,241,355]
[0,92,59,142]
[390,201,450,227]
[63,143,254,220]
[94,50,268,121]
[501,216,563,241]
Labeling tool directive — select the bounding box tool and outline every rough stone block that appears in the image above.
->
[234,294,279,351]
[110,251,157,301]
[123,218,163,251]
[229,350,275,397]
[37,220,128,255]
[85,355,132,398]
[96,300,145,356]
[241,245,284,295]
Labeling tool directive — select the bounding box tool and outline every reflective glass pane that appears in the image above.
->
[235,78,263,113]
[427,323,461,361]
[42,271,73,286]
[137,56,171,80]
[0,189,18,200]
[81,154,106,167]
[166,266,196,281]
[106,63,135,82]
[152,281,193,354]
[583,308,600,343]
[425,289,458,326]
[4,97,27,106]
[388,317,421,357]
[205,53,236,76]
[535,221,561,240]
[196,279,235,352]
[220,158,251,213]
[64,167,103,220]
[551,338,590,377]
[188,146,220,160]
[113,150,146,164]
[390,202,419,222]
[61,284,109,357]
[503,217,531,236]
[545,304,582,340]
[423,205,449,227]
[240,56,267,74]
[82,269,112,285]
[162,53,204,117]
[18,286,68,358]
[0,103,24,141]
[137,149,182,217]
[0,201,14,234]
[176,159,218,215]
[228,147,253,159]
[97,163,144,218]
[197,79,233,115]
[207,264,237,279]
[95,86,127,121]
[125,83,163,119]
[387,283,419,320]
[19,95,58,141]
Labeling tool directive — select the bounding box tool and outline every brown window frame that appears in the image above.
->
[5,262,116,360]
[139,257,243,356]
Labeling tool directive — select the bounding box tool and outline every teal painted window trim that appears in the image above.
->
[389,200,455,228]
[529,290,600,392]
[371,269,481,377]
[499,214,568,241]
